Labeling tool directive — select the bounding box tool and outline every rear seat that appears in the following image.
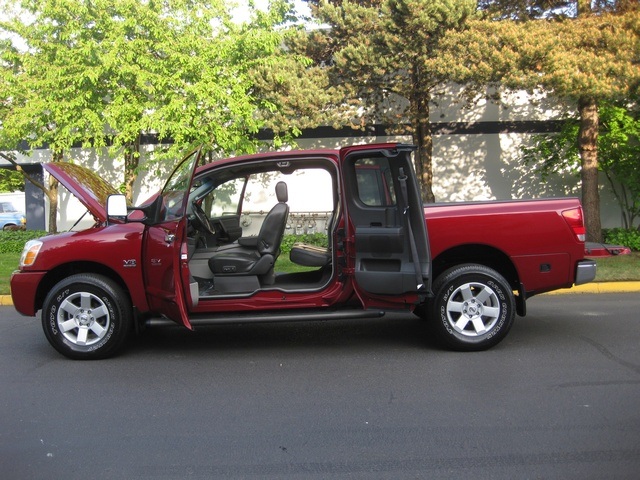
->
[289,243,331,267]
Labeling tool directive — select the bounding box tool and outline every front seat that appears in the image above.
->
[208,181,289,285]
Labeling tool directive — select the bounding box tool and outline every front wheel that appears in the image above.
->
[430,264,515,351]
[42,274,132,359]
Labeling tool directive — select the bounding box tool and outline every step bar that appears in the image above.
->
[145,309,386,328]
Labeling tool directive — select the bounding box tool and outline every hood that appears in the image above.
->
[43,162,121,224]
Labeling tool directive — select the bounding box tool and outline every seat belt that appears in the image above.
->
[398,168,426,293]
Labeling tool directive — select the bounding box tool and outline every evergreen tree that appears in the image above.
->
[439,1,640,241]
[301,0,478,202]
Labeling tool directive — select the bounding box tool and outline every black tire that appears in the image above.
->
[42,274,132,359]
[430,264,515,351]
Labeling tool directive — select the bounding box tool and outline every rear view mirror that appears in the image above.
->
[107,194,128,218]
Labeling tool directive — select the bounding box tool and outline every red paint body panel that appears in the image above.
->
[10,270,46,316]
[12,223,150,316]
[425,198,586,294]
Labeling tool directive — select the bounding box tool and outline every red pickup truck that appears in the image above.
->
[11,143,596,359]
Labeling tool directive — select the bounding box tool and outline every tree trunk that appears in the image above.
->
[47,177,59,234]
[124,134,141,203]
[411,69,435,203]
[47,150,63,234]
[578,96,602,243]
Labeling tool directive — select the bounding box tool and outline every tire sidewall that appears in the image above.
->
[431,264,515,351]
[42,274,130,359]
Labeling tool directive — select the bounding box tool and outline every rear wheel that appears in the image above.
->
[430,264,515,351]
[42,274,132,359]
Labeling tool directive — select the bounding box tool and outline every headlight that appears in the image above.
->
[20,240,43,267]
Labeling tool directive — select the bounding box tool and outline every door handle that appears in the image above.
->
[165,233,176,244]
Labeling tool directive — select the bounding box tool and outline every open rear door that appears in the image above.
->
[341,144,430,307]
[142,148,201,328]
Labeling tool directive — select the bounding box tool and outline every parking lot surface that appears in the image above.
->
[1,293,639,479]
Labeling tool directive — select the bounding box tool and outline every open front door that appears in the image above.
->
[341,144,430,307]
[142,148,201,328]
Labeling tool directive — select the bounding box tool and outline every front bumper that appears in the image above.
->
[10,270,46,316]
[575,259,597,286]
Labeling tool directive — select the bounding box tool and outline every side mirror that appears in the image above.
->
[106,194,128,218]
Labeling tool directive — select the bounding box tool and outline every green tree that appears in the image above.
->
[522,102,640,229]
[250,29,343,144]
[301,0,478,202]
[438,1,640,241]
[1,0,295,229]
[0,168,24,192]
[0,157,24,192]
[1,0,110,232]
[135,1,285,159]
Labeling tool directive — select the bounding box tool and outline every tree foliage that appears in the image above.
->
[300,0,478,202]
[0,168,24,192]
[437,1,640,241]
[522,103,640,229]
[0,0,297,231]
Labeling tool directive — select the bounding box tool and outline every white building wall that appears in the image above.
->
[1,87,625,232]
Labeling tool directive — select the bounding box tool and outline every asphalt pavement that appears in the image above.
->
[1,292,640,479]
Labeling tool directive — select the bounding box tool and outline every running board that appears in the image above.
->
[145,309,386,328]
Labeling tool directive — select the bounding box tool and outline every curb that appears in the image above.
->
[1,282,639,307]
[544,281,640,295]
[0,295,14,306]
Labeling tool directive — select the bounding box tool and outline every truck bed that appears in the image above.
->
[424,198,587,296]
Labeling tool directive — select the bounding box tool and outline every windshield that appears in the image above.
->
[0,202,18,213]
[160,148,200,221]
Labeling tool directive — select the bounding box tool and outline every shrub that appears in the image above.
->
[0,230,47,253]
[603,228,640,251]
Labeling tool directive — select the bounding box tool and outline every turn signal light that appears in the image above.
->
[20,240,43,267]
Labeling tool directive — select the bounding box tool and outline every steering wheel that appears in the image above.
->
[191,201,216,236]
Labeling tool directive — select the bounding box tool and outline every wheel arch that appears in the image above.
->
[34,262,133,313]
[433,245,518,285]
[432,244,526,316]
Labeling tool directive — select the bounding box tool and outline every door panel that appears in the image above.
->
[143,218,192,328]
[342,146,430,301]
[142,148,201,328]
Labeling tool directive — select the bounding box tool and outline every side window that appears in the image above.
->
[241,169,333,214]
[208,177,244,217]
[242,173,280,213]
[161,149,199,221]
[355,157,396,207]
[0,202,15,213]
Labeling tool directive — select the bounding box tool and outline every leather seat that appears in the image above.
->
[289,212,334,267]
[208,182,289,283]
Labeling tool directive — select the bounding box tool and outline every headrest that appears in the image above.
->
[275,181,288,203]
